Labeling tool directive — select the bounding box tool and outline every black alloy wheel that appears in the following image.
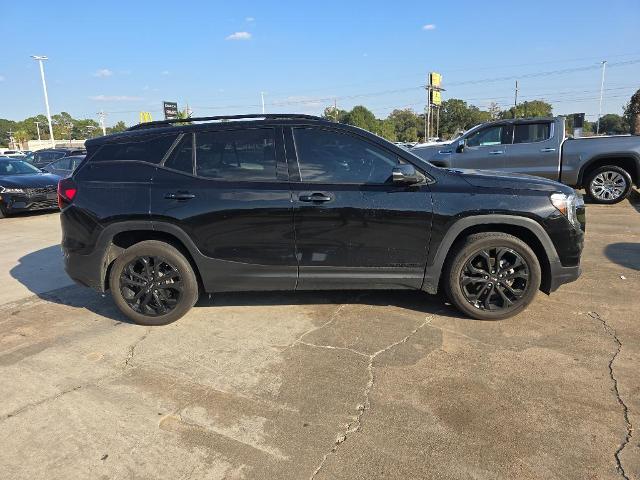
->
[444,232,541,320]
[120,256,183,316]
[460,247,529,311]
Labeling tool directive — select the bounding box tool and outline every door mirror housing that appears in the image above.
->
[455,140,466,153]
[392,164,423,185]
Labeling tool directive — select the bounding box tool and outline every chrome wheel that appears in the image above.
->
[120,256,183,316]
[590,171,627,201]
[460,247,530,311]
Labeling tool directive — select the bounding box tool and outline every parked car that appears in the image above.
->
[411,116,640,204]
[0,149,26,157]
[30,148,86,169]
[59,114,585,325]
[0,158,60,218]
[43,155,85,178]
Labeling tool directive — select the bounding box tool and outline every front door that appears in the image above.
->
[286,126,433,290]
[452,123,510,171]
[150,127,297,292]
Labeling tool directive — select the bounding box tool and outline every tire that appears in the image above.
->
[585,166,632,204]
[109,240,199,326]
[443,233,541,321]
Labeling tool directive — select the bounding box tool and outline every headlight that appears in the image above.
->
[550,192,579,227]
[0,186,24,194]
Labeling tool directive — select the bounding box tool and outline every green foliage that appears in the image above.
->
[501,100,552,119]
[438,99,491,138]
[624,88,640,135]
[109,121,127,134]
[564,114,593,135]
[388,109,422,142]
[597,114,629,135]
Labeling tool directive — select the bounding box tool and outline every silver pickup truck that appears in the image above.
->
[411,116,640,204]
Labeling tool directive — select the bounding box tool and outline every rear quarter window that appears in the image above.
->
[90,134,177,164]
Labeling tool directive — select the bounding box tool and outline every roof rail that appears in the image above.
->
[127,113,328,131]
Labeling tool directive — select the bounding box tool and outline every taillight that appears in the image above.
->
[57,178,77,210]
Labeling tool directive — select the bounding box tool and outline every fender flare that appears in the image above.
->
[422,214,560,294]
[577,152,640,186]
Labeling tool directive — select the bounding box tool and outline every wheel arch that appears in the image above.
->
[423,215,559,295]
[578,153,640,187]
[98,222,205,293]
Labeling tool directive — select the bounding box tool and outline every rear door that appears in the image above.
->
[286,126,432,290]
[452,123,510,170]
[150,127,297,292]
[501,120,560,180]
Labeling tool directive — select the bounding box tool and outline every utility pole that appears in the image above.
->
[98,110,107,136]
[596,60,607,135]
[261,91,265,114]
[513,80,519,119]
[34,121,41,141]
[31,55,55,148]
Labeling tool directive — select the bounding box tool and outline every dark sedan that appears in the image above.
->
[0,158,60,218]
[43,155,85,178]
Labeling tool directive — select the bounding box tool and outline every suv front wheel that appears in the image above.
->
[109,240,199,325]
[444,233,541,320]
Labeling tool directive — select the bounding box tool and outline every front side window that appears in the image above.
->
[466,125,505,147]
[195,128,277,181]
[91,134,177,163]
[293,128,400,184]
[513,123,551,144]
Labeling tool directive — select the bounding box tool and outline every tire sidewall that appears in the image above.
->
[446,235,541,320]
[586,166,632,204]
[109,241,198,326]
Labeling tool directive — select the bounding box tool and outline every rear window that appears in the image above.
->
[513,123,551,144]
[90,134,177,163]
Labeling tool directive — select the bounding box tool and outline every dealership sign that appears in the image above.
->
[163,101,179,120]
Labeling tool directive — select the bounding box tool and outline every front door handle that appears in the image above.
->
[540,148,556,153]
[299,192,333,203]
[165,192,196,201]
[488,150,504,155]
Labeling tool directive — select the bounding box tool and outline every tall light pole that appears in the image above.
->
[31,55,55,148]
[260,91,265,114]
[596,60,607,135]
[34,121,41,141]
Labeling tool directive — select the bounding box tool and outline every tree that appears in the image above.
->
[388,109,422,142]
[322,105,348,123]
[438,99,490,139]
[501,100,552,119]
[343,105,378,132]
[624,88,640,135]
[108,121,127,134]
[597,114,628,135]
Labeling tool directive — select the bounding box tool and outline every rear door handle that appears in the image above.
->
[299,192,333,203]
[488,150,504,155]
[165,192,196,200]
[540,148,556,153]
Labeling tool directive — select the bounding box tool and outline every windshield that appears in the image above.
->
[0,159,42,175]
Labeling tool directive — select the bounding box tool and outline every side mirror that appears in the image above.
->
[392,164,423,185]
[455,140,465,153]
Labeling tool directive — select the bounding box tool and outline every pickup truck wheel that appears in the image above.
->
[585,166,632,204]
[109,240,198,326]
[444,233,541,320]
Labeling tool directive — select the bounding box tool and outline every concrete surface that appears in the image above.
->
[0,194,638,480]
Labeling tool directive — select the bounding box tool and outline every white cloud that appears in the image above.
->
[161,70,170,76]
[93,68,113,77]
[245,16,255,22]
[142,85,150,91]
[89,95,142,101]
[0,75,4,82]
[226,31,252,41]
[422,24,436,30]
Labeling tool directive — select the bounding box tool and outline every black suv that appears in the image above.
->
[59,114,585,325]
[29,148,87,169]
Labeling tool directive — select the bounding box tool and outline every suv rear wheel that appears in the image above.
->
[585,165,632,204]
[109,240,199,325]
[444,233,541,320]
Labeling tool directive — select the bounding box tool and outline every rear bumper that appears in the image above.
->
[547,262,582,293]
[63,248,108,292]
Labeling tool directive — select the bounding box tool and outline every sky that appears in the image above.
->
[1,0,639,128]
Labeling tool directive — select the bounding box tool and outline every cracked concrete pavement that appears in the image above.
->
[0,194,639,480]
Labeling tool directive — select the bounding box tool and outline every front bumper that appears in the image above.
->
[0,191,58,213]
[548,261,582,292]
